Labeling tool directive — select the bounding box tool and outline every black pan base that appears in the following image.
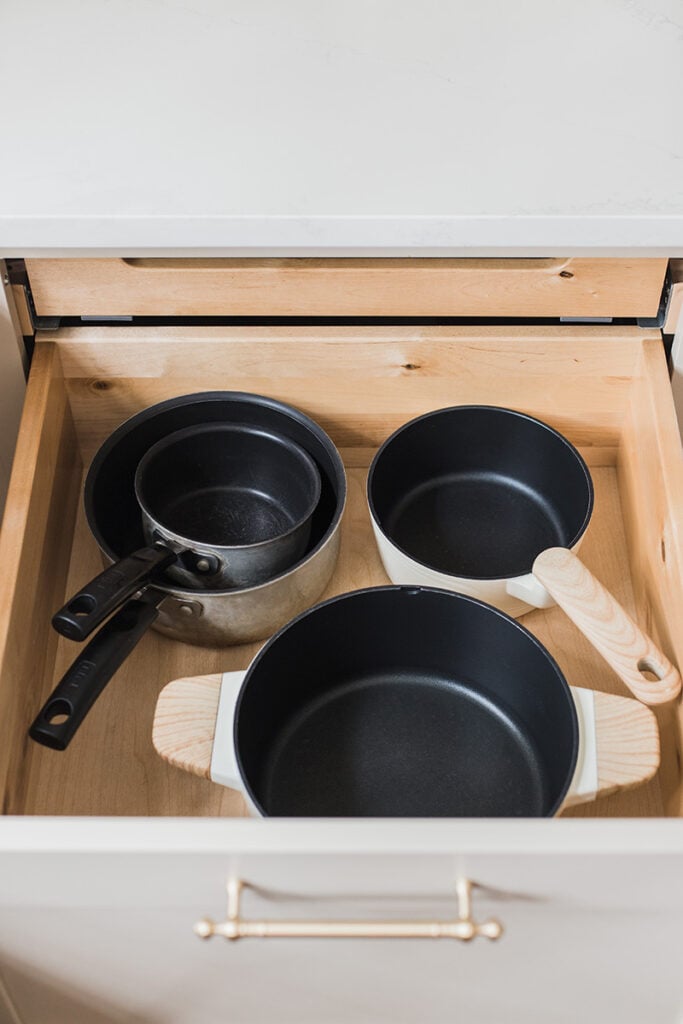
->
[261,672,547,817]
[164,487,298,546]
[385,472,565,579]
[235,587,579,818]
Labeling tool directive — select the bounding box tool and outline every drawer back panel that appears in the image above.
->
[25,258,668,319]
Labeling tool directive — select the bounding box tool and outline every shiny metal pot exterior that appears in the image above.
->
[99,517,343,647]
[86,391,348,647]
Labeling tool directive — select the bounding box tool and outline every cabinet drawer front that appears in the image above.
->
[25,257,668,318]
[1,841,683,1024]
[0,324,682,831]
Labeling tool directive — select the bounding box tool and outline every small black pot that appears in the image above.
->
[135,422,321,589]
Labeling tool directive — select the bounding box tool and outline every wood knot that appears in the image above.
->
[91,379,112,391]
[559,270,574,279]
[402,363,421,371]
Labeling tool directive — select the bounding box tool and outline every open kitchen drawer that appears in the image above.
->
[2,320,683,816]
[1,323,683,1024]
[2,320,683,820]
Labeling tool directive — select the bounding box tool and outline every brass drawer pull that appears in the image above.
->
[194,878,503,943]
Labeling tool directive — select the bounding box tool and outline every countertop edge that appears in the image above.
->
[3,215,683,257]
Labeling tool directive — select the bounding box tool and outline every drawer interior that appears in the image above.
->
[1,324,682,819]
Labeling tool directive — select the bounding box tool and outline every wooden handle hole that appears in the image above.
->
[637,657,666,681]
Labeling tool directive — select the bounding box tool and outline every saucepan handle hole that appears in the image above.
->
[637,657,665,682]
[44,699,72,726]
[68,595,97,617]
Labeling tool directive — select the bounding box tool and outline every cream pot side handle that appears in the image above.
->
[209,671,246,790]
[533,548,681,706]
[563,687,598,806]
[505,572,556,610]
[563,688,660,808]
[153,672,224,779]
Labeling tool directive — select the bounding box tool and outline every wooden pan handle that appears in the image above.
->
[593,690,660,796]
[533,548,681,706]
[152,674,222,779]
[563,688,659,808]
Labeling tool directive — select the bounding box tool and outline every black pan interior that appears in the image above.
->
[235,587,578,817]
[368,406,593,580]
[85,393,345,592]
[136,424,320,547]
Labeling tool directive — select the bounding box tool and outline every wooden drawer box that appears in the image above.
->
[25,257,668,319]
[0,323,682,821]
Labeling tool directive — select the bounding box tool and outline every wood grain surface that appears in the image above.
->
[152,674,221,781]
[533,548,681,706]
[593,690,660,796]
[25,258,668,318]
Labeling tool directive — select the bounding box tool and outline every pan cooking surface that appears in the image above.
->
[87,393,346,589]
[162,486,298,546]
[368,405,594,580]
[259,672,547,817]
[384,472,567,578]
[236,587,579,818]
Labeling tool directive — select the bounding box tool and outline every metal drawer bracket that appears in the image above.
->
[559,316,613,324]
[194,877,504,943]
[638,267,673,330]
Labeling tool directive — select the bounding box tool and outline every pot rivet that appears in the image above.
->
[196,558,211,573]
[179,604,195,617]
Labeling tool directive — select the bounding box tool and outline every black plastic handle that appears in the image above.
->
[30,591,164,750]
[52,545,176,641]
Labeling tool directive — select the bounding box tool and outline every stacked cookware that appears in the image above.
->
[30,392,347,749]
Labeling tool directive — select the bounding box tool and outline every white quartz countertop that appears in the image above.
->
[2,0,683,256]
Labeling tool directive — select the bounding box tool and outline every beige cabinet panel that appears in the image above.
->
[0,847,682,1024]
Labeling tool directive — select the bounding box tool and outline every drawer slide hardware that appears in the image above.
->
[193,877,503,942]
[639,267,673,330]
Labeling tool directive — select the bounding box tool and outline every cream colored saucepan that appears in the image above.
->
[367,406,680,707]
